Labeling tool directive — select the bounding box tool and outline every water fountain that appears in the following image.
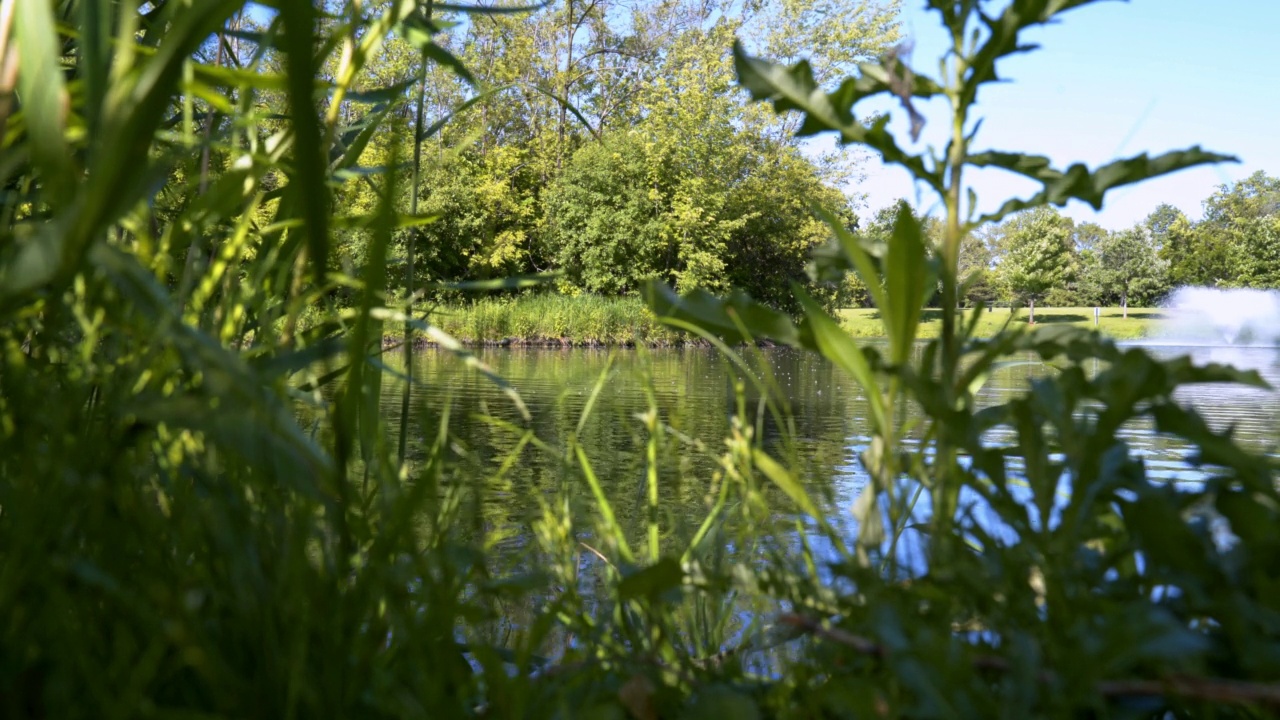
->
[1159,287,1280,347]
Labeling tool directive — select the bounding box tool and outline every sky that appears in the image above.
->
[845,0,1280,230]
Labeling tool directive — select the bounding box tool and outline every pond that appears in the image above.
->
[377,342,1280,558]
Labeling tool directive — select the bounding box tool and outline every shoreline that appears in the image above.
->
[380,335,775,350]
[396,296,1167,347]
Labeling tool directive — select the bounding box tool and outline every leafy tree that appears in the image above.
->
[1152,207,1225,288]
[1080,226,1167,315]
[543,133,669,294]
[412,146,540,285]
[1072,221,1108,254]
[305,0,897,308]
[1203,170,1280,224]
[993,207,1075,322]
[545,125,850,305]
[1143,202,1184,240]
[720,144,854,308]
[958,225,996,306]
[1225,215,1280,288]
[1199,171,1280,289]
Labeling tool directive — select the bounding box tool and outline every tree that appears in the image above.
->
[1153,208,1226,288]
[543,133,669,294]
[1200,171,1280,289]
[1073,221,1108,255]
[959,225,997,306]
[719,143,854,308]
[1203,170,1280,225]
[411,146,540,286]
[993,207,1075,322]
[1081,226,1167,316]
[1225,215,1280,288]
[1143,202,1183,241]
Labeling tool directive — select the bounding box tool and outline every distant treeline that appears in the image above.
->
[839,170,1280,313]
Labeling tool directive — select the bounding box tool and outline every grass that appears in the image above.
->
[413,298,1166,346]
[838,306,1165,341]
[418,294,684,346]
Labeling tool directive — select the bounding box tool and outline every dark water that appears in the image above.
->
[378,343,1279,550]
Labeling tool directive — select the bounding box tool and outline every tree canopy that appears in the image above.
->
[315,0,903,310]
[992,206,1075,320]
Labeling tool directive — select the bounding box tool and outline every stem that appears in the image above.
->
[646,405,661,563]
[934,24,969,554]
[398,62,428,467]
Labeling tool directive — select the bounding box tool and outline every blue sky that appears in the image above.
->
[847,0,1280,230]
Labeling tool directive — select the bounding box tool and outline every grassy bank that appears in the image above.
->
[426,294,683,345]
[839,306,1164,341]
[413,297,1165,346]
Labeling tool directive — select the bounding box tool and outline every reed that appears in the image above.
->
[427,294,685,346]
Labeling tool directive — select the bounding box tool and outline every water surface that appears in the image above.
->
[380,343,1279,548]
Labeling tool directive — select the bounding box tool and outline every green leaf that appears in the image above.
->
[973,148,1237,223]
[372,308,532,422]
[957,0,1101,108]
[423,42,478,88]
[733,42,944,193]
[192,64,293,92]
[417,84,514,142]
[752,448,822,519]
[641,280,802,347]
[575,445,635,565]
[882,204,932,365]
[527,84,599,140]
[812,205,888,313]
[794,288,889,434]
[331,101,404,171]
[14,0,75,206]
[1,0,242,307]
[344,78,419,104]
[251,337,346,380]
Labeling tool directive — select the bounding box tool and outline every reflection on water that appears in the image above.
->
[379,343,1279,547]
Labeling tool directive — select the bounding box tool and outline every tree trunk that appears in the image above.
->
[557,0,573,171]
[1122,292,1128,319]
[1029,296,1035,324]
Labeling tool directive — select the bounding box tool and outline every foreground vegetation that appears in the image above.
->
[2,1,1278,719]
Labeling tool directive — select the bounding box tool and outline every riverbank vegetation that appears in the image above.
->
[431,294,678,346]
[3,0,1279,718]
[423,296,1165,345]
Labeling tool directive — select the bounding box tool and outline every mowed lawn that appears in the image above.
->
[838,307,1165,340]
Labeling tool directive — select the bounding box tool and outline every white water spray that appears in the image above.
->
[1159,287,1280,346]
